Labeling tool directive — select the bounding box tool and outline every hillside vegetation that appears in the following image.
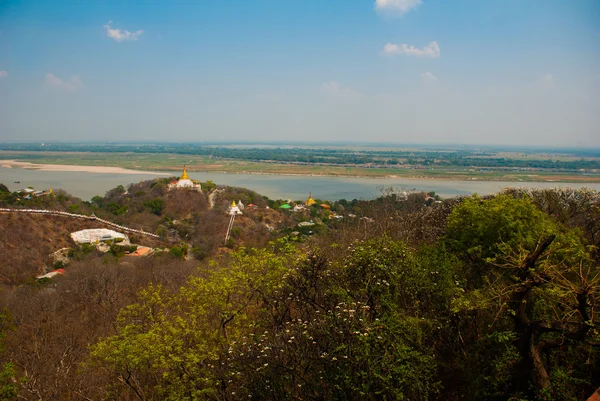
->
[0,182,599,400]
[0,177,296,286]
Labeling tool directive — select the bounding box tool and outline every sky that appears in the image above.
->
[0,0,599,147]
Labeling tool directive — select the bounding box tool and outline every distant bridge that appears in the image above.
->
[0,208,161,239]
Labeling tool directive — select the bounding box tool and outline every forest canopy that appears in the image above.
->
[0,186,599,400]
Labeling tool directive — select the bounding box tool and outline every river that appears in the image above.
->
[1,166,599,201]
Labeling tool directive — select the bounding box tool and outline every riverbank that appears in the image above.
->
[1,152,600,183]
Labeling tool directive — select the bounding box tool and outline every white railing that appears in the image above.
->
[0,208,161,239]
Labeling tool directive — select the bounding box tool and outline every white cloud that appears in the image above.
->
[382,43,399,54]
[0,70,7,78]
[45,73,83,92]
[375,0,422,16]
[420,71,437,84]
[321,81,362,99]
[103,21,143,42]
[383,41,440,57]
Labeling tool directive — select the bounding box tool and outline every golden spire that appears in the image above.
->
[231,200,237,207]
[181,165,190,180]
[306,192,316,206]
[49,187,53,195]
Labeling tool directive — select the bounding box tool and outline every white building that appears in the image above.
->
[70,228,130,244]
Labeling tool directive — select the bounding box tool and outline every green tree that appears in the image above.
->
[202,180,217,191]
[91,195,103,204]
[224,238,448,400]
[89,241,297,400]
[0,309,17,400]
[144,198,165,215]
[445,195,599,399]
[106,202,128,216]
[0,363,17,400]
[168,244,188,258]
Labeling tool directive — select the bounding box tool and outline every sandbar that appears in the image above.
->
[0,160,169,175]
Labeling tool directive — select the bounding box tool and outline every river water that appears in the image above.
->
[1,166,599,201]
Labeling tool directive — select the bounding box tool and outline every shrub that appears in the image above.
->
[144,198,165,215]
[106,202,128,216]
[169,244,188,259]
[191,244,210,260]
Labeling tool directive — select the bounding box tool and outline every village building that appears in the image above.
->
[298,221,315,228]
[37,268,66,280]
[127,246,154,257]
[19,187,53,197]
[168,166,202,191]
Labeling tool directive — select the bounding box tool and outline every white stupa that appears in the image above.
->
[227,200,243,215]
[225,200,242,243]
[168,166,201,191]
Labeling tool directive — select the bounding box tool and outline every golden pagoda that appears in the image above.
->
[180,165,190,180]
[306,192,316,206]
[168,165,201,191]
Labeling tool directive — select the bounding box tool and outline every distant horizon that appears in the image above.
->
[1,140,600,153]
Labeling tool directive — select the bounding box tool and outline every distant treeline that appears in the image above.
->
[2,142,600,170]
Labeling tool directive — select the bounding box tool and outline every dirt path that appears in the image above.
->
[208,189,223,209]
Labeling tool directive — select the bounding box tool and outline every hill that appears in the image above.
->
[0,212,164,286]
[0,177,300,287]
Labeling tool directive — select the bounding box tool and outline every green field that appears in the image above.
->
[1,150,600,183]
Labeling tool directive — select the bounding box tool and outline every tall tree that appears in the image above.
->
[446,195,599,399]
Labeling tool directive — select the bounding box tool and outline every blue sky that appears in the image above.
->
[0,0,599,146]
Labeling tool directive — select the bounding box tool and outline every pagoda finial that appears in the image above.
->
[181,165,190,180]
[231,200,237,207]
